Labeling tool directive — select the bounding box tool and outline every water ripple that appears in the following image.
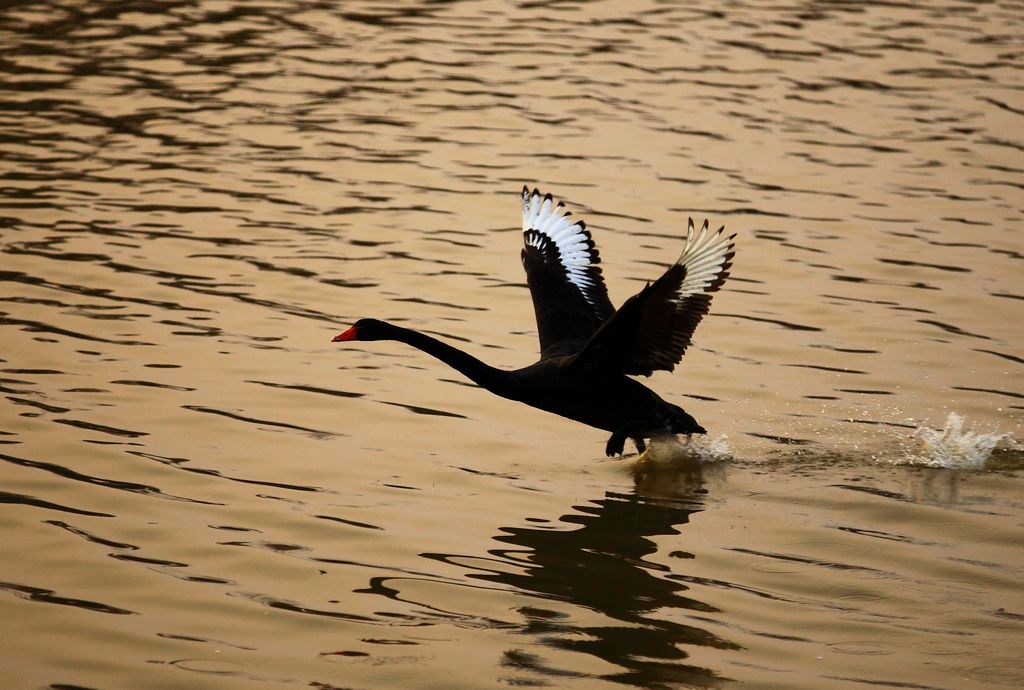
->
[0,581,134,616]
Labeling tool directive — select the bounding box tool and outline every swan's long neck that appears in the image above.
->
[383,324,513,396]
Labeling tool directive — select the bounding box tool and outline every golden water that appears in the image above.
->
[1,2,1022,688]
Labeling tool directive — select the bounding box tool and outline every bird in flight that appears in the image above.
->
[334,186,736,456]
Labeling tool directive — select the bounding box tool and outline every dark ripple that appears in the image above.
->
[315,514,384,531]
[0,490,112,517]
[822,673,948,690]
[0,270,210,313]
[838,418,917,430]
[112,553,188,568]
[0,451,217,505]
[7,396,71,414]
[246,380,364,399]
[877,258,971,273]
[835,526,930,545]
[785,364,869,374]
[158,631,256,651]
[730,547,887,575]
[175,282,347,322]
[393,296,487,312]
[0,313,155,345]
[232,591,377,623]
[129,450,323,493]
[45,520,138,550]
[951,386,1023,401]
[972,349,1024,365]
[158,319,222,337]
[185,253,319,279]
[713,312,823,332]
[0,581,133,615]
[53,418,148,438]
[110,379,195,391]
[182,404,338,438]
[833,484,909,503]
[378,399,468,419]
[2,242,290,326]
[746,432,814,446]
[917,319,992,340]
[831,274,939,291]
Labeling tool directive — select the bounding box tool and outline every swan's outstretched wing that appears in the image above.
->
[569,219,735,376]
[520,186,615,358]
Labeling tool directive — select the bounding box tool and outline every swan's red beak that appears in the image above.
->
[332,326,358,342]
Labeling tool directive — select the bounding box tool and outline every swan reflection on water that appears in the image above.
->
[422,462,738,688]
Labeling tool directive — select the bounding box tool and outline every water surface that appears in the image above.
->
[1,1,1022,688]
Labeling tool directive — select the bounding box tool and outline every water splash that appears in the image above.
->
[637,434,733,467]
[689,434,734,463]
[903,413,1015,470]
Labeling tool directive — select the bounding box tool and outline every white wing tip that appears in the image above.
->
[677,217,736,294]
[520,185,607,302]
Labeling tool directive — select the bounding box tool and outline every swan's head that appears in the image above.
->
[667,403,707,436]
[332,318,392,342]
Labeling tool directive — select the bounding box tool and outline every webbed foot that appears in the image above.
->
[605,431,627,457]
[632,437,646,453]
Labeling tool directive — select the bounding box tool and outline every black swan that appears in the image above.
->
[334,187,736,456]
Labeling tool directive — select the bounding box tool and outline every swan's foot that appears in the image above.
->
[606,429,648,457]
[605,430,628,457]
